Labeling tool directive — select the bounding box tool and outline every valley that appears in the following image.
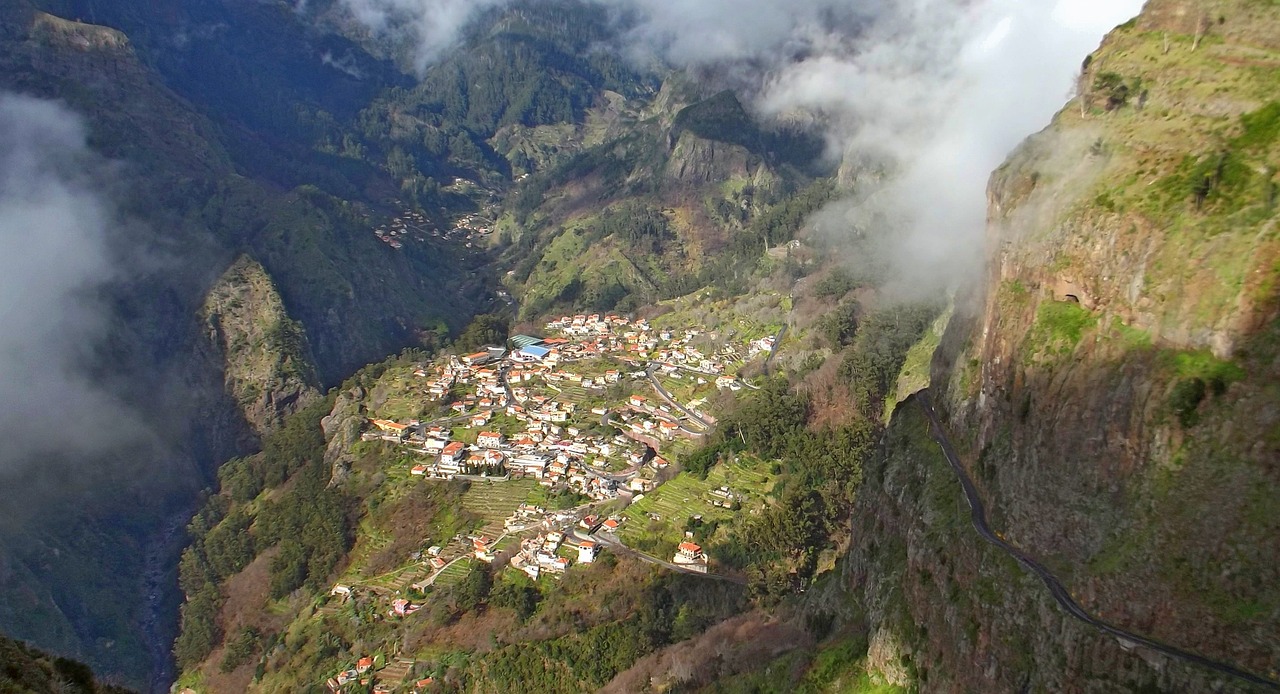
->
[0,0,1277,693]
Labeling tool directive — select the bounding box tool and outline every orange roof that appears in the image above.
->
[370,418,408,431]
[357,656,374,667]
[466,351,488,360]
[478,431,500,439]
[603,519,619,528]
[580,540,595,548]
[442,442,465,455]
[678,541,702,553]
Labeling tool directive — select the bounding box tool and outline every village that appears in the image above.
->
[371,198,497,251]
[321,311,782,692]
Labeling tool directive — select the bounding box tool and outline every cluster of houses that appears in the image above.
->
[373,208,434,250]
[325,655,433,693]
[445,212,494,247]
[509,530,573,579]
[359,310,781,512]
[534,314,766,391]
[325,657,377,691]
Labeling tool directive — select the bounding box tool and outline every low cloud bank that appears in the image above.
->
[330,0,1140,295]
[0,93,151,492]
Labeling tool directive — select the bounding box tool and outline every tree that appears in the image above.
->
[455,565,493,613]
[455,313,510,351]
[1093,72,1130,111]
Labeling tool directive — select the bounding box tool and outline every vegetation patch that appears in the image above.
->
[1025,300,1097,358]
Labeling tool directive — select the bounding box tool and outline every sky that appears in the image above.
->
[0,93,150,491]
[332,0,1143,294]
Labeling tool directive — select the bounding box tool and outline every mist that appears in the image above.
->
[752,0,1146,298]
[0,93,150,487]
[615,0,1143,297]
[328,0,1142,294]
[333,0,509,70]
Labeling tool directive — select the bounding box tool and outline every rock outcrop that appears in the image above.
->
[201,255,320,438]
[851,1,1280,691]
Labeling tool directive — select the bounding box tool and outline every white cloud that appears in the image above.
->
[745,0,1144,297]
[335,0,509,70]
[0,93,150,478]
[329,0,1143,294]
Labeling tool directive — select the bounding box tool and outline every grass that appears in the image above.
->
[619,456,775,549]
[1025,300,1097,359]
[713,637,908,694]
[431,558,475,588]
[461,479,540,536]
[1163,348,1246,383]
[1108,317,1153,349]
[885,303,952,421]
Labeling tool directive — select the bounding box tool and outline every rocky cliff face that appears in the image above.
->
[201,256,321,439]
[851,1,1280,691]
[664,130,759,185]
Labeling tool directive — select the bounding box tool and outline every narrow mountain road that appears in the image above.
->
[915,391,1280,691]
[646,363,710,428]
[762,324,787,377]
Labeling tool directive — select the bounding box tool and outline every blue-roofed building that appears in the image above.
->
[517,345,552,360]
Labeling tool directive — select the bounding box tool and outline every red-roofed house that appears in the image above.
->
[677,541,703,558]
[370,418,408,433]
[673,542,707,572]
[477,431,504,448]
[441,442,466,464]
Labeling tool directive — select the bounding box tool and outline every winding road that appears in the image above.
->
[645,363,710,429]
[915,390,1280,691]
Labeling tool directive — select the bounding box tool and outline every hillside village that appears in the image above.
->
[371,200,497,251]
[317,311,783,691]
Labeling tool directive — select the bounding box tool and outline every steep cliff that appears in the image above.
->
[201,256,320,439]
[853,1,1280,691]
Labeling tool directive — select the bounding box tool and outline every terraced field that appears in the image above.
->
[431,557,475,588]
[366,365,434,422]
[461,479,540,537]
[363,563,427,595]
[619,457,775,547]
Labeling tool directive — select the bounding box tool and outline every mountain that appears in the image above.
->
[0,634,133,694]
[0,0,633,687]
[838,1,1280,691]
[5,0,1279,692]
[497,79,831,321]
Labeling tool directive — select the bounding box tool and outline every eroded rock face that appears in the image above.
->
[321,385,366,485]
[665,131,758,186]
[201,255,320,438]
[851,2,1280,690]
